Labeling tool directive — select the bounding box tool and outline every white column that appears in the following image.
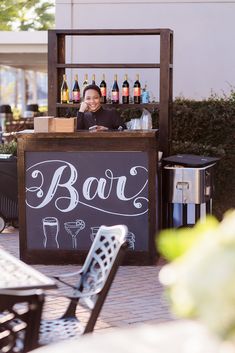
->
[20,69,26,116]
[14,68,18,108]
[32,71,38,104]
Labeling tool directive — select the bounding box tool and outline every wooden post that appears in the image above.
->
[159,29,173,157]
[48,30,58,117]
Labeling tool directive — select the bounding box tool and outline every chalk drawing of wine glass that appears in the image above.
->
[64,219,85,249]
[42,217,60,249]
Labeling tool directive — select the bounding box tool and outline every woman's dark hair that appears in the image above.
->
[83,84,101,98]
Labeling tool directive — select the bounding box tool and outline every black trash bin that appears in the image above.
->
[25,104,39,118]
[162,154,219,228]
[0,105,13,143]
[0,155,18,232]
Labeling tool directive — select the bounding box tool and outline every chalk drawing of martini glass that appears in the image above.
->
[64,219,85,249]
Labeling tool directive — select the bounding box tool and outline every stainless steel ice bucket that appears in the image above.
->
[164,164,216,204]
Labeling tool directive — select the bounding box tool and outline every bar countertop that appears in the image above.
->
[16,129,158,140]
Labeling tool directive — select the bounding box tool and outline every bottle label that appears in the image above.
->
[134,87,141,97]
[61,90,69,102]
[72,91,80,102]
[112,91,119,101]
[100,87,107,97]
[122,87,129,97]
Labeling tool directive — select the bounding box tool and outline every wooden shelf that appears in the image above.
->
[56,103,159,109]
[48,28,173,155]
[56,63,161,69]
[51,28,172,36]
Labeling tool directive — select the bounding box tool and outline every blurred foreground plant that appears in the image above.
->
[157,210,235,340]
[0,141,17,156]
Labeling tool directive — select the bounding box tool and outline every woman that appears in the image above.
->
[77,84,125,131]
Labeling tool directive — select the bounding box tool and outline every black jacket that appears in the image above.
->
[77,107,125,130]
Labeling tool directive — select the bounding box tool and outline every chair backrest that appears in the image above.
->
[77,224,128,333]
[0,289,44,353]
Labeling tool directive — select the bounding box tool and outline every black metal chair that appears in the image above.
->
[0,289,44,353]
[39,224,128,346]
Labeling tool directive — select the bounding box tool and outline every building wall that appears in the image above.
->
[55,0,235,100]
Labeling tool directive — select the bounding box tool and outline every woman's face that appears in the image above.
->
[84,89,101,112]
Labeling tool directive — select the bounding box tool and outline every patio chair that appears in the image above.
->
[39,224,128,346]
[0,289,44,353]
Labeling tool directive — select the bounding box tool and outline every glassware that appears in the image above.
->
[64,219,85,249]
[126,231,135,250]
[42,217,59,249]
[90,226,100,242]
[131,118,142,130]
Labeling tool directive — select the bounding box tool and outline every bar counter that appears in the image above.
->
[17,130,159,265]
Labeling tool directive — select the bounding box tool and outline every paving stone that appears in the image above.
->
[0,227,176,337]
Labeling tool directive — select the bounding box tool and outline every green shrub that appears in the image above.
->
[0,141,17,156]
[152,93,235,220]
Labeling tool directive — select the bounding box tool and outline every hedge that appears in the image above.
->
[150,94,235,220]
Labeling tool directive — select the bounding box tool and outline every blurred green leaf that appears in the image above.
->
[157,216,219,261]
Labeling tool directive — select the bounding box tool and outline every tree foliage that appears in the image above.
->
[0,0,55,30]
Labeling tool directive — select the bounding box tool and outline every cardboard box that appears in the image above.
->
[34,117,76,133]
[53,117,76,132]
[34,116,54,133]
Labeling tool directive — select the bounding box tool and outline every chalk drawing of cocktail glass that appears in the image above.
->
[42,217,60,249]
[64,219,85,249]
[90,226,100,242]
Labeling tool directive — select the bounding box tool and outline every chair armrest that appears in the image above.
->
[52,268,83,279]
[68,286,102,299]
[45,286,101,300]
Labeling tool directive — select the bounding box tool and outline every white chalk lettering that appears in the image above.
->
[26,160,148,216]
[26,160,78,212]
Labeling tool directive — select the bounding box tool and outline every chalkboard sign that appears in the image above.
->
[25,151,149,252]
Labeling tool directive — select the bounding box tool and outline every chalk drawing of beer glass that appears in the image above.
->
[42,217,60,249]
[64,219,85,249]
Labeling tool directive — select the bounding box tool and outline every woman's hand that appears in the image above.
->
[89,125,108,132]
[96,125,108,131]
[79,101,89,113]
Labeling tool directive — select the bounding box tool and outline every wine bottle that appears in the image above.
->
[133,74,141,104]
[112,74,119,104]
[100,74,107,104]
[60,74,69,103]
[92,74,96,85]
[72,74,80,103]
[82,73,89,95]
[122,74,129,104]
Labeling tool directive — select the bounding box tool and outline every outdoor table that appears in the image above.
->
[30,320,225,353]
[0,247,56,290]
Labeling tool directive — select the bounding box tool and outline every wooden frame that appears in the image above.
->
[17,130,159,265]
[48,28,173,156]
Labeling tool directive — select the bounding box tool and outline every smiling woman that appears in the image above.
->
[77,84,125,131]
